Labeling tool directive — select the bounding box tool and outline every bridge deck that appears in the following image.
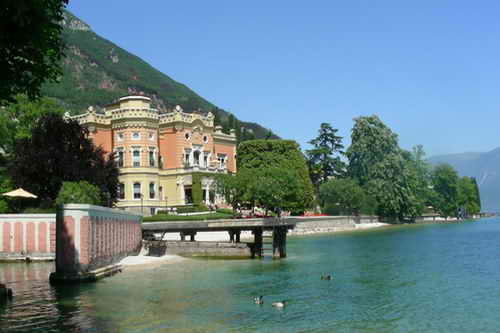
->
[142,217,295,233]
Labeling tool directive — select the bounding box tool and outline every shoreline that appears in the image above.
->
[120,222,390,268]
[119,254,186,269]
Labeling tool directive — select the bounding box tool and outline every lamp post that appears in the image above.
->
[141,193,144,215]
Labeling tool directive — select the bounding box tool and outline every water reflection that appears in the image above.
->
[1,220,500,332]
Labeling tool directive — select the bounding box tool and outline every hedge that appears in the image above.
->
[143,212,233,222]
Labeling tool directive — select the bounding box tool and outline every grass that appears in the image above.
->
[143,212,234,222]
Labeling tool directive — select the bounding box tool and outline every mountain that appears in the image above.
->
[428,148,500,212]
[41,10,278,141]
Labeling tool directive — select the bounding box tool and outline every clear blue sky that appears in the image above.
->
[67,1,500,156]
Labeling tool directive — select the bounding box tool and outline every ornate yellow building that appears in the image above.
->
[70,95,237,215]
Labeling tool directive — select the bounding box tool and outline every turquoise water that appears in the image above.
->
[1,219,500,332]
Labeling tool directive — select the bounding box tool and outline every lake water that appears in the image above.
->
[1,218,500,332]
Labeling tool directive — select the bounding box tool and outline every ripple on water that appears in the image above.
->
[1,219,500,332]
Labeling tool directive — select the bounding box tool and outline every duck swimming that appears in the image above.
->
[272,301,287,308]
[254,296,264,304]
[321,274,332,280]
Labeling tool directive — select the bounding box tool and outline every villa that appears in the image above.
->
[70,95,237,215]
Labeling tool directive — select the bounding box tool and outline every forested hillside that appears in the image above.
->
[41,10,278,141]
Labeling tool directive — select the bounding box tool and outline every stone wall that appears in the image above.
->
[287,216,381,235]
[0,214,56,261]
[52,204,142,281]
[145,240,254,258]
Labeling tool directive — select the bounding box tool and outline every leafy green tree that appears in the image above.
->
[0,95,64,154]
[306,123,345,189]
[365,153,420,221]
[8,113,119,207]
[432,164,459,217]
[251,168,300,217]
[215,167,302,217]
[409,145,434,204]
[237,139,315,213]
[347,115,399,185]
[471,177,481,212]
[457,176,480,216]
[55,181,101,206]
[1,0,68,105]
[319,178,365,215]
[398,145,435,217]
[0,173,13,213]
[346,115,420,221]
[215,169,255,212]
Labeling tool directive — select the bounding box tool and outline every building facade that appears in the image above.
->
[70,96,236,215]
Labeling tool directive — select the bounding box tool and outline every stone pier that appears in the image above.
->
[142,218,294,259]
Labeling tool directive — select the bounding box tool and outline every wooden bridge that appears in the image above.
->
[141,218,296,258]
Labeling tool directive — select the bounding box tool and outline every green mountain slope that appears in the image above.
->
[41,10,278,141]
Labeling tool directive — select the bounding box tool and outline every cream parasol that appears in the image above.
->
[1,188,38,199]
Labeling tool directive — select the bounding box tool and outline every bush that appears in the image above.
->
[56,181,101,206]
[22,207,57,214]
[196,204,209,212]
[176,205,209,214]
[176,206,197,214]
[0,200,8,214]
[144,212,233,222]
[216,208,234,215]
[156,210,169,215]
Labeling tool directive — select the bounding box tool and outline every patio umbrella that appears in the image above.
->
[2,188,37,199]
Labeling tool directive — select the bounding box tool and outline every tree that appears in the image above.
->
[8,113,119,207]
[432,164,459,217]
[346,115,420,221]
[237,140,315,214]
[251,168,300,217]
[0,95,64,154]
[306,123,345,189]
[319,178,366,215]
[409,145,434,205]
[347,115,399,185]
[471,177,481,212]
[364,153,421,221]
[457,176,480,216]
[398,145,435,217]
[1,1,68,105]
[0,173,13,213]
[215,169,255,212]
[216,167,304,217]
[56,181,101,206]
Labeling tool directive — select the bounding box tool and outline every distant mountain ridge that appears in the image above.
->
[428,148,500,212]
[41,10,278,140]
